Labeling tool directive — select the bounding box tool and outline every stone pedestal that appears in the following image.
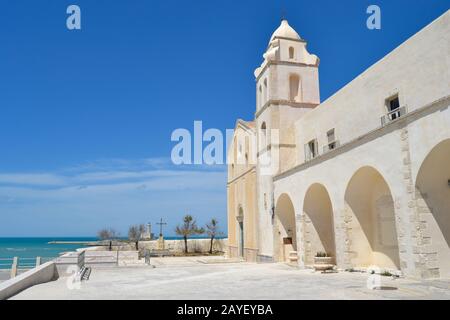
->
[157,236,165,250]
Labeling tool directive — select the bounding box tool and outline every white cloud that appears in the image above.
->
[0,173,67,186]
[0,158,228,237]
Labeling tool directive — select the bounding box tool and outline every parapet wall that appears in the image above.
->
[140,238,228,254]
[0,262,58,300]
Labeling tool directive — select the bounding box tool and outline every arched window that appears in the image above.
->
[260,122,267,149]
[258,85,263,108]
[263,78,268,104]
[289,47,294,59]
[289,74,302,102]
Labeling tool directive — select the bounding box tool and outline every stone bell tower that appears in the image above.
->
[254,19,320,261]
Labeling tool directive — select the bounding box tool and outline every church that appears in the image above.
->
[227,10,450,279]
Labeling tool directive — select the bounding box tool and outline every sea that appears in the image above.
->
[0,237,97,270]
[0,236,223,270]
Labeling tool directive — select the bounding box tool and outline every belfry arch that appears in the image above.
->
[302,184,336,265]
[274,193,297,262]
[415,139,450,278]
[344,166,400,270]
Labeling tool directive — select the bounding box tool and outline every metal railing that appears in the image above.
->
[323,140,340,154]
[381,106,407,126]
[0,256,57,279]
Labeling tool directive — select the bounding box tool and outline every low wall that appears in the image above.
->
[83,251,140,266]
[81,239,228,255]
[0,262,58,300]
[140,238,228,254]
[54,251,85,275]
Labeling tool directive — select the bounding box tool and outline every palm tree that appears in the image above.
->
[205,218,222,254]
[175,215,204,253]
[128,224,145,251]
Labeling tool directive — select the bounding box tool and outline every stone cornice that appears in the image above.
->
[255,100,318,118]
[235,119,255,132]
[257,143,296,157]
[273,94,450,182]
[255,60,318,82]
[227,166,256,185]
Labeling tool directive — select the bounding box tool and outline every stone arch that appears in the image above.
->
[289,46,295,59]
[274,193,297,262]
[415,139,450,278]
[302,183,337,265]
[289,74,302,102]
[344,166,400,270]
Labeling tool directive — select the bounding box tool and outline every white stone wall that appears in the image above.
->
[271,10,450,278]
[275,98,450,277]
[139,238,228,254]
[294,11,449,165]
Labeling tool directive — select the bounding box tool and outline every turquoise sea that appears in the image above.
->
[0,236,225,269]
[0,237,96,269]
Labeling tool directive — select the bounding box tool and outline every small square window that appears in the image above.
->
[385,95,402,122]
[305,139,318,161]
[388,96,400,112]
[327,129,335,148]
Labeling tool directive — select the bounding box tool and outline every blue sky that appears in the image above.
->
[0,0,448,237]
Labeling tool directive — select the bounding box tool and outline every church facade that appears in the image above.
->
[227,11,450,279]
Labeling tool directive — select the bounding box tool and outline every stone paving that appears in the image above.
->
[11,256,450,300]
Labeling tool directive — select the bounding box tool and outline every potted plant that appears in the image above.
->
[313,252,334,272]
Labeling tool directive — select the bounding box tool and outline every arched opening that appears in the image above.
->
[344,166,400,270]
[289,74,302,102]
[274,193,297,262]
[258,85,262,108]
[260,122,267,150]
[237,206,244,258]
[302,184,336,265]
[263,78,268,103]
[289,46,294,59]
[416,139,450,278]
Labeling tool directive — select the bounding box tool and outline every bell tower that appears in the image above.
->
[254,19,320,261]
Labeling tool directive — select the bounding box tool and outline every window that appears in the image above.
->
[387,96,400,120]
[245,136,249,164]
[264,193,267,210]
[382,95,406,126]
[260,122,267,149]
[289,47,294,59]
[327,129,336,150]
[289,74,301,102]
[305,139,318,161]
[263,78,268,104]
[387,95,400,120]
[388,96,400,112]
[258,85,262,108]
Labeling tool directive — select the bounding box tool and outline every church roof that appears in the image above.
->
[269,19,302,43]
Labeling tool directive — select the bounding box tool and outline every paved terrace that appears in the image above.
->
[11,256,450,300]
